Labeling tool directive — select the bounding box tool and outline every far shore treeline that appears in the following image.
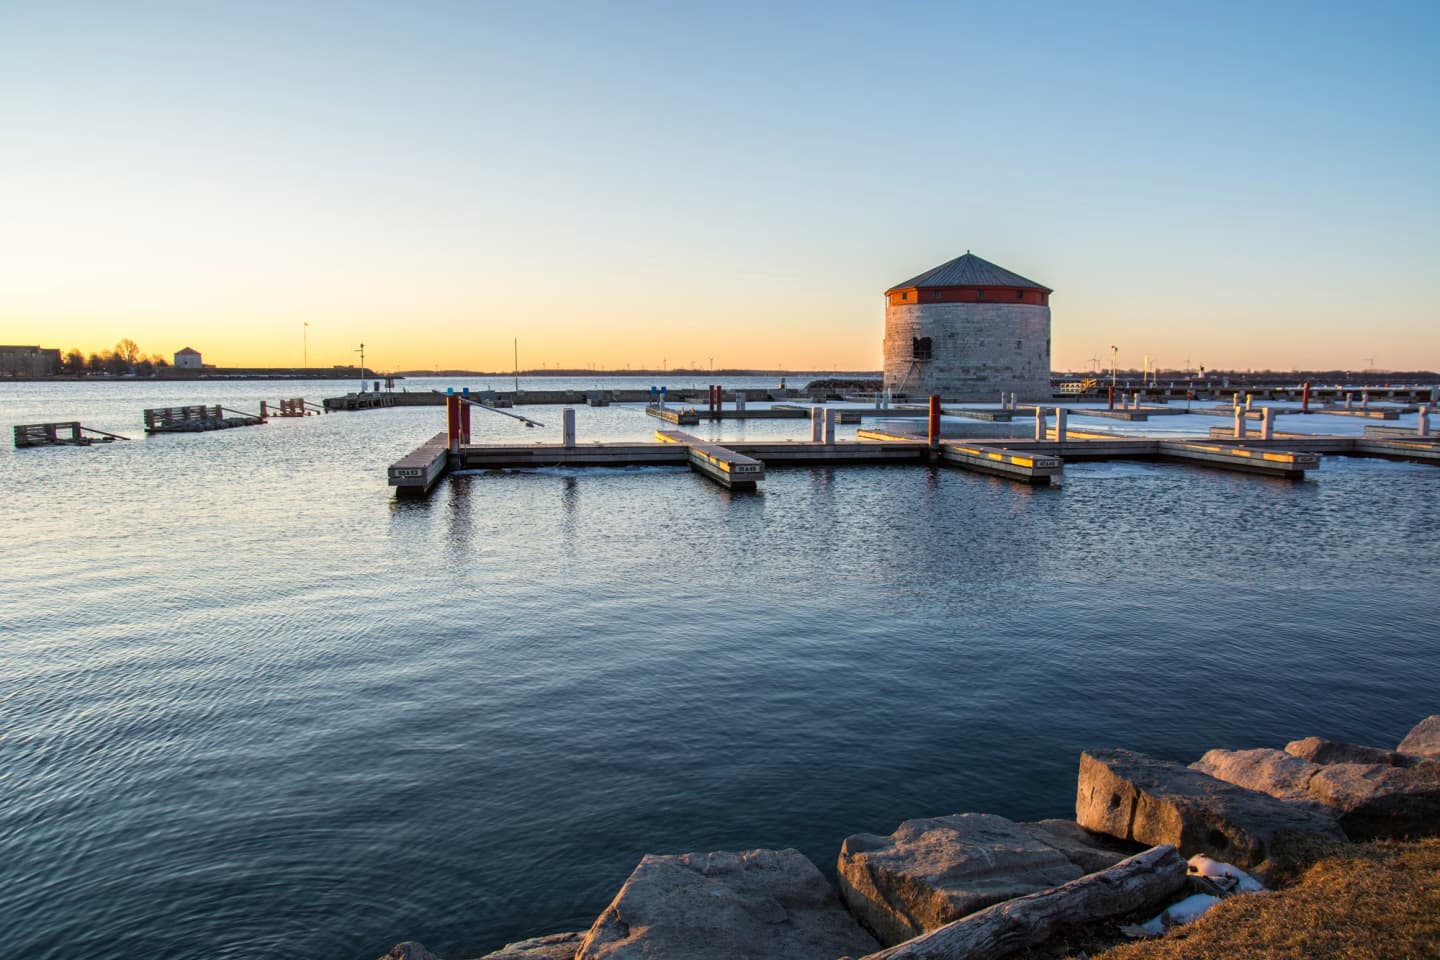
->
[5,340,1438,386]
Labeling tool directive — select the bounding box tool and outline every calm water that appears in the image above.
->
[2,378,1437,959]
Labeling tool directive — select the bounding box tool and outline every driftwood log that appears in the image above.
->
[857,845,1187,960]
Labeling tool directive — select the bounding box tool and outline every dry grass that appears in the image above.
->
[1089,839,1440,960]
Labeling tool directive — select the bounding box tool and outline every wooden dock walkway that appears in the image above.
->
[388,403,1440,496]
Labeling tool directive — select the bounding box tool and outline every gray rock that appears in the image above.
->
[378,944,439,960]
[473,931,583,959]
[1398,715,1440,758]
[1307,761,1440,840]
[1075,748,1344,871]
[1019,818,1141,874]
[1285,736,1419,767]
[575,848,878,960]
[1193,747,1440,841]
[1191,748,1325,804]
[836,812,1085,947]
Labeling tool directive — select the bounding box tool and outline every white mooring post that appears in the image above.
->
[1035,406,1046,440]
[811,406,824,442]
[1054,407,1067,443]
[823,408,838,444]
[1245,393,1253,411]
[1260,407,1274,440]
[999,391,1007,409]
[1361,391,1369,413]
[561,407,576,447]
[1419,406,1430,438]
[1009,391,1017,410]
[1234,406,1247,439]
[735,391,746,413]
[1345,393,1353,410]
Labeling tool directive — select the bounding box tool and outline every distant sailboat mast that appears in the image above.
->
[514,338,519,394]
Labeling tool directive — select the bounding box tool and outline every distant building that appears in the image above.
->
[882,252,1052,401]
[174,347,203,369]
[0,345,61,377]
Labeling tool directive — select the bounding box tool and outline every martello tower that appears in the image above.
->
[882,252,1052,401]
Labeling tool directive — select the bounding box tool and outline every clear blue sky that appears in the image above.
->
[2,1,1436,372]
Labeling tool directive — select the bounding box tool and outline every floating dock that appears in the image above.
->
[388,400,1439,496]
[14,421,131,448]
[939,443,1063,484]
[143,405,264,434]
[260,398,324,418]
[655,430,765,489]
[386,432,451,493]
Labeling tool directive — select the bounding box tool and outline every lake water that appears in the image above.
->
[2,377,1437,959]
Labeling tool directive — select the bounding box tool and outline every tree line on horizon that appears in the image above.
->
[59,338,171,376]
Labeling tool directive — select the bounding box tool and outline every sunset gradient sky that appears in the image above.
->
[3,1,1436,373]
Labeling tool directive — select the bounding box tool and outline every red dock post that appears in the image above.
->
[928,395,941,446]
[446,393,461,452]
[1301,380,1311,414]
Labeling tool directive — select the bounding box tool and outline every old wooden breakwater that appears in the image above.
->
[144,404,266,434]
[13,421,131,448]
[388,396,1437,494]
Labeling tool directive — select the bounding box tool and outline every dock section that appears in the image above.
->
[1156,440,1319,479]
[388,432,451,494]
[143,405,264,434]
[14,422,131,448]
[655,430,765,489]
[940,443,1063,485]
[455,443,687,470]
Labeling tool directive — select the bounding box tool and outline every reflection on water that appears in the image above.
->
[0,380,1437,960]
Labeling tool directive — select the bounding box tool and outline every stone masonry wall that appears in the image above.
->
[883,302,1051,401]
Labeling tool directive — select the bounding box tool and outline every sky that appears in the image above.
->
[2,1,1437,373]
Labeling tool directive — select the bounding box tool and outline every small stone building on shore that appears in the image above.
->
[173,347,203,369]
[882,252,1052,401]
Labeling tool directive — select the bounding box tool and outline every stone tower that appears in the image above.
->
[882,252,1052,401]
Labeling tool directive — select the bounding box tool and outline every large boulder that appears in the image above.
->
[1193,747,1440,841]
[1303,762,1440,840]
[475,931,584,959]
[836,813,1087,946]
[1076,749,1344,872]
[1189,748,1323,804]
[1285,736,1418,767]
[575,848,878,960]
[1398,715,1440,758]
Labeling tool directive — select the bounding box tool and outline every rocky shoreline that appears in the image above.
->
[380,715,1439,960]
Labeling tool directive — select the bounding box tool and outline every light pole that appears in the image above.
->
[1110,345,1118,389]
[356,343,366,392]
[303,321,309,370]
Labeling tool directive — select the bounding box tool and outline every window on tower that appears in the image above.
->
[912,336,933,361]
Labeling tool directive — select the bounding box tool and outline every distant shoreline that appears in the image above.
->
[3,368,1435,385]
[1,369,884,383]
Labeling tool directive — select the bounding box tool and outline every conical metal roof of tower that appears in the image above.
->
[886,251,1051,294]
